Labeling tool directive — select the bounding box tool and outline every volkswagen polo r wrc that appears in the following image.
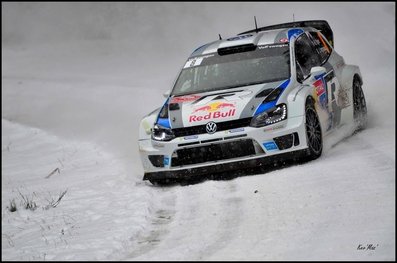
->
[138,20,367,185]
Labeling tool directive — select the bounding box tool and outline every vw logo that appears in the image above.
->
[206,122,217,134]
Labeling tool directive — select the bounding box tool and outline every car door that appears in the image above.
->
[295,32,343,132]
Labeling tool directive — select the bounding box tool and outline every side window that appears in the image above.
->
[309,31,332,64]
[294,33,321,81]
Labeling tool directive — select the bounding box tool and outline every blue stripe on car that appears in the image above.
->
[254,101,277,116]
[278,78,291,89]
[253,79,290,116]
[156,98,171,128]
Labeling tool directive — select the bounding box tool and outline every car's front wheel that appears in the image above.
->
[304,98,323,160]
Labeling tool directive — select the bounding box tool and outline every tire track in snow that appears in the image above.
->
[128,180,243,260]
[193,181,243,260]
[124,186,177,259]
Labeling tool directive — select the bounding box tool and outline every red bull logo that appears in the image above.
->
[190,102,236,122]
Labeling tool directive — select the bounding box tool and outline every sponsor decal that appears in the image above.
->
[183,54,215,69]
[263,124,284,132]
[184,135,199,140]
[313,77,327,110]
[337,88,350,108]
[164,156,170,166]
[189,102,236,122]
[258,43,288,49]
[314,79,325,96]
[263,141,278,151]
[279,38,289,43]
[171,95,201,103]
[228,128,245,133]
[184,57,203,68]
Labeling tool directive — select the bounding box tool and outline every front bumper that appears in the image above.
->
[139,115,308,180]
[143,149,308,181]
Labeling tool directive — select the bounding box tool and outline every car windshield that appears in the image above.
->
[171,43,290,96]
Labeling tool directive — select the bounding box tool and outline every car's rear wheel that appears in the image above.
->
[353,77,367,131]
[304,98,323,160]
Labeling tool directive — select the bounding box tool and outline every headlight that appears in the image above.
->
[250,103,287,127]
[151,124,175,141]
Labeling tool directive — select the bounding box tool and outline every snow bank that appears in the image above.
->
[1,119,158,260]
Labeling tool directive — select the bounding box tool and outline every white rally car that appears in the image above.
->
[139,20,367,185]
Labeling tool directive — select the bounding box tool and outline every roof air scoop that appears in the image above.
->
[217,44,256,56]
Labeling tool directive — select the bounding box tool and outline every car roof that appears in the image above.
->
[189,20,335,58]
[189,27,315,58]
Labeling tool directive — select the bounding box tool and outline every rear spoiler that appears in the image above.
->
[238,20,334,47]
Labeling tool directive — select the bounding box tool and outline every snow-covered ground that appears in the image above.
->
[2,2,395,260]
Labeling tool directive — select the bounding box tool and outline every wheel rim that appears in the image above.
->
[306,107,322,154]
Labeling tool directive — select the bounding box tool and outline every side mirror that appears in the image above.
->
[310,66,327,80]
[163,90,171,98]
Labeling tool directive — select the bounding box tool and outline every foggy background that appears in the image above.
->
[3,2,395,65]
[2,2,395,175]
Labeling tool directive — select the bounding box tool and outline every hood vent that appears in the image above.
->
[255,88,274,98]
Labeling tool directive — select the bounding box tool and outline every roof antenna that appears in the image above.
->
[293,13,295,22]
[254,16,259,33]
[218,33,222,40]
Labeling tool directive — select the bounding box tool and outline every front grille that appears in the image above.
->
[172,117,252,137]
[171,138,257,167]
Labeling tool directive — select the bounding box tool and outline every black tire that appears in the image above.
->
[304,98,323,160]
[353,78,367,131]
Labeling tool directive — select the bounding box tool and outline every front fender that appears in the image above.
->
[287,83,329,132]
[287,84,313,118]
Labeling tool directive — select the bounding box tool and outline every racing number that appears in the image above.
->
[184,57,204,69]
[189,58,198,67]
[324,72,342,129]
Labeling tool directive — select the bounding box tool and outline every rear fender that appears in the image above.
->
[340,64,362,102]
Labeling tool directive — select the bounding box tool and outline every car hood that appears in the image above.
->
[167,80,288,128]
